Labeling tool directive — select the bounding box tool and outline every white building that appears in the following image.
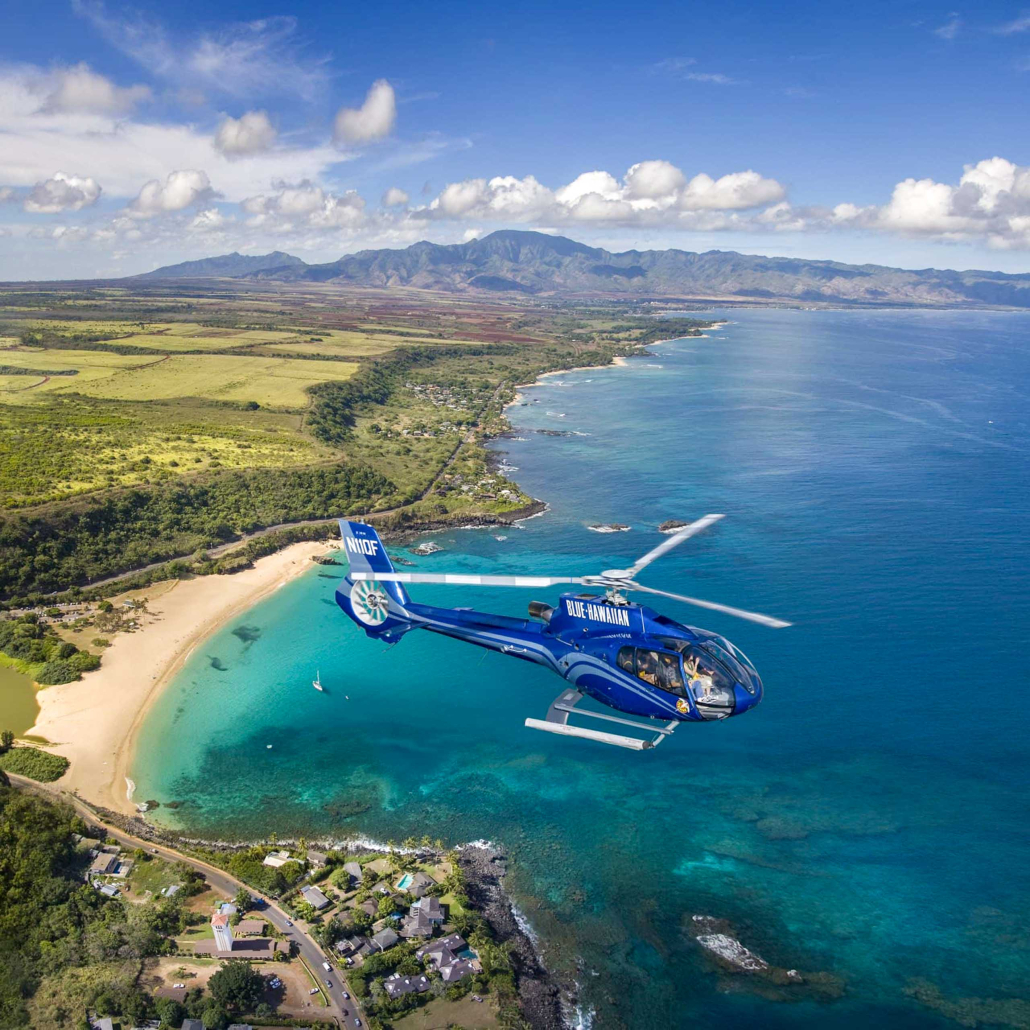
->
[212,913,234,952]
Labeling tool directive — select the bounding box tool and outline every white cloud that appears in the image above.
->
[215,111,277,157]
[381,187,409,207]
[933,13,962,39]
[684,72,740,84]
[128,169,214,217]
[868,157,1030,247]
[43,63,151,114]
[24,172,102,213]
[679,171,785,210]
[0,64,343,201]
[0,187,14,204]
[334,80,397,145]
[423,162,786,228]
[993,11,1030,33]
[74,3,331,102]
[190,208,228,231]
[242,182,367,230]
[624,160,686,200]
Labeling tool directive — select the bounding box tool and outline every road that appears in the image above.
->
[7,775,360,1028]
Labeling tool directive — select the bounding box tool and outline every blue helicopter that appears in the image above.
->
[335,515,790,750]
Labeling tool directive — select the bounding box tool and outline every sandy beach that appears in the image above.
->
[29,540,328,817]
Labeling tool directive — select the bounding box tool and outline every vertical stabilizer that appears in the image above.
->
[335,520,414,640]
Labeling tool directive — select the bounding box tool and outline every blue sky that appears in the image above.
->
[2,0,1030,278]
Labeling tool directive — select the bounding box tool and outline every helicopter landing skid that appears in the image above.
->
[525,689,678,751]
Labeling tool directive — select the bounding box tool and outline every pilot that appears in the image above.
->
[636,651,659,686]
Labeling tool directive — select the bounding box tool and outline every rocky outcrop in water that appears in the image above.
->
[686,915,845,1002]
[658,519,689,534]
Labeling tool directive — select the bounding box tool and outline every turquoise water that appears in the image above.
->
[134,309,1030,1029]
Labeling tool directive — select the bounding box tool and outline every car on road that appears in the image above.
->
[309,988,320,996]
[354,1020,362,1027]
[322,961,332,971]
[324,979,332,988]
[285,918,293,926]
[342,991,350,999]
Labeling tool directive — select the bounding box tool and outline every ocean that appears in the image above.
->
[132,308,1030,1029]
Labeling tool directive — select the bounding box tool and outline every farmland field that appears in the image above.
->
[0,278,711,598]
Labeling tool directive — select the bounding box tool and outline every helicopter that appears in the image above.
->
[335,515,790,751]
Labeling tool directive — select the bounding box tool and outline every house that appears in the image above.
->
[218,902,237,916]
[160,884,180,897]
[441,958,478,983]
[212,913,234,952]
[383,973,431,999]
[371,927,400,951]
[371,880,394,895]
[357,898,379,918]
[235,918,266,935]
[262,850,292,868]
[334,934,369,956]
[418,934,470,966]
[300,885,330,910]
[342,861,363,885]
[181,1020,204,1030]
[406,871,438,898]
[111,858,133,877]
[307,849,328,868]
[94,1018,114,1030]
[95,882,120,898]
[227,1025,254,1030]
[400,896,445,938]
[89,852,119,876]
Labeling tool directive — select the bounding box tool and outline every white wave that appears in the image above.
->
[510,900,541,947]
[569,1004,596,1030]
[571,431,591,437]
[457,838,498,851]
[545,411,566,418]
[125,777,136,802]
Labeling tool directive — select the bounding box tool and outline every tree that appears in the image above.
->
[233,887,251,914]
[208,959,264,1013]
[0,730,13,753]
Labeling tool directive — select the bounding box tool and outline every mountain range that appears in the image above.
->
[137,230,1030,308]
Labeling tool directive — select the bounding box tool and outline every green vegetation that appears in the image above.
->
[0,746,69,781]
[0,281,712,602]
[0,788,179,1028]
[0,614,99,684]
[208,959,265,1015]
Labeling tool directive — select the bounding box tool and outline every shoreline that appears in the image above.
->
[28,327,714,821]
[28,540,327,818]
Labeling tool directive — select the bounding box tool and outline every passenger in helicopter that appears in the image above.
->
[685,654,716,701]
[636,650,659,686]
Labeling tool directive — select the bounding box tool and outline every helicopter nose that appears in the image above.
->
[733,677,763,714]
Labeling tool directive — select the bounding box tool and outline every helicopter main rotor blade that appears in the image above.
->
[629,582,791,628]
[350,571,583,589]
[626,513,725,576]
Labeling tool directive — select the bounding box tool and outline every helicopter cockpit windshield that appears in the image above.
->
[656,636,740,718]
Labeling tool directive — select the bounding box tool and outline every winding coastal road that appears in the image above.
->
[7,775,358,1028]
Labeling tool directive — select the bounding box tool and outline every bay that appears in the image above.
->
[133,309,1030,1029]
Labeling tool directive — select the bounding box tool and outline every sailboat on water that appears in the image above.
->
[312,669,325,692]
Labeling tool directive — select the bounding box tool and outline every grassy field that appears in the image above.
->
[0,280,711,598]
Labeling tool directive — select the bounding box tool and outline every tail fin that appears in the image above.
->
[336,519,414,641]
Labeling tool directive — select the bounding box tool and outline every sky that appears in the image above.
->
[2,0,1030,279]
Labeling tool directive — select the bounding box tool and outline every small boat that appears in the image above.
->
[312,670,325,692]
